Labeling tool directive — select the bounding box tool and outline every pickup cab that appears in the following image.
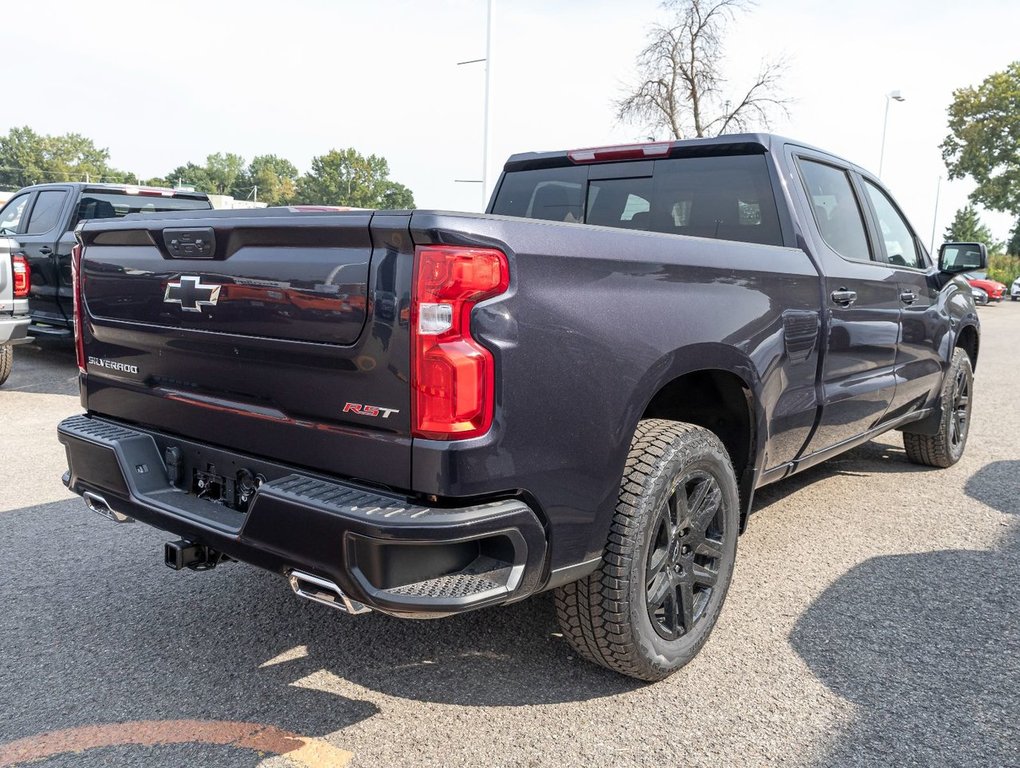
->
[0,183,211,339]
[0,235,30,385]
[57,134,982,681]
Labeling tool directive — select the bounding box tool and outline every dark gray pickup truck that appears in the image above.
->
[58,134,982,681]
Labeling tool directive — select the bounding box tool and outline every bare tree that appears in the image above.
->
[617,0,788,139]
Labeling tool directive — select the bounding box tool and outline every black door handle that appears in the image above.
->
[831,288,857,306]
[899,290,918,304]
[39,246,52,255]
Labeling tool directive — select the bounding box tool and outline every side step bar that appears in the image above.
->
[288,570,371,615]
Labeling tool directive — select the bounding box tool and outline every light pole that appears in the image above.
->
[878,90,905,177]
[455,0,494,211]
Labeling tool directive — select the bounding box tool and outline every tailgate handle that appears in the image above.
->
[163,227,216,259]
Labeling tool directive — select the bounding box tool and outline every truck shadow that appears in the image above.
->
[1,342,78,396]
[789,460,1020,766]
[0,499,635,748]
[753,438,934,509]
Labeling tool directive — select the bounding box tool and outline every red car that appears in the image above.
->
[966,272,1006,302]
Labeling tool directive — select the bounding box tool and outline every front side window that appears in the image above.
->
[863,180,922,269]
[25,190,68,234]
[798,159,871,262]
[0,193,30,234]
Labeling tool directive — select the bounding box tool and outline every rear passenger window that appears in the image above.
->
[25,190,67,234]
[798,159,871,262]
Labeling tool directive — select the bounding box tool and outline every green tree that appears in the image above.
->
[0,126,133,187]
[944,205,996,245]
[1007,218,1020,256]
[234,154,299,205]
[941,61,1020,215]
[165,162,215,192]
[204,152,246,195]
[296,148,415,208]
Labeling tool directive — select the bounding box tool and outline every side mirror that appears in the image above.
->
[938,241,987,274]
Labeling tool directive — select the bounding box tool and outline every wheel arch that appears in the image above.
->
[630,344,765,531]
[955,322,979,371]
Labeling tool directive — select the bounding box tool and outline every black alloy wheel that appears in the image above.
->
[645,471,725,640]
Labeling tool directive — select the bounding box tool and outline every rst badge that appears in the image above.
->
[343,402,400,419]
[164,276,221,312]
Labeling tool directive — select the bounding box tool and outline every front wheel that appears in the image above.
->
[903,348,973,468]
[554,420,739,681]
[0,345,12,386]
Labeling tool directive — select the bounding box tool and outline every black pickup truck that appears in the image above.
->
[58,134,982,681]
[0,183,211,338]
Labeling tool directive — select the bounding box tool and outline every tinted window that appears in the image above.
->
[798,159,871,262]
[76,192,212,222]
[586,177,653,230]
[863,180,922,269]
[0,193,30,234]
[491,153,783,246]
[648,155,782,245]
[491,166,585,222]
[25,190,68,234]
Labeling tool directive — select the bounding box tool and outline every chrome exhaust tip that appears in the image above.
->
[288,570,370,615]
[83,491,133,523]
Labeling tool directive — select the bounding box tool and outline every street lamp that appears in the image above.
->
[878,89,905,177]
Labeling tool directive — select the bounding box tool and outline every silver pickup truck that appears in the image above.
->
[0,236,30,385]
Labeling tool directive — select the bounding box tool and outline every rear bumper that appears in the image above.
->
[57,414,548,618]
[0,314,30,345]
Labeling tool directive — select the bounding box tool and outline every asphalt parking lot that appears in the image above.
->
[1,306,1017,768]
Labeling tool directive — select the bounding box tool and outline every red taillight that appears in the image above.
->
[411,245,510,440]
[11,255,29,298]
[567,142,672,164]
[71,242,86,374]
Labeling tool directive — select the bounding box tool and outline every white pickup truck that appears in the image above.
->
[0,236,30,385]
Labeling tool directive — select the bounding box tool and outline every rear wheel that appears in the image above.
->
[0,345,12,386]
[903,348,973,468]
[554,420,739,681]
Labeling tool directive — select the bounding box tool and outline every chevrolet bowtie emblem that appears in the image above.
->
[164,276,221,312]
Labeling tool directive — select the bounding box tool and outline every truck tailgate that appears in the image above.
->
[77,210,414,489]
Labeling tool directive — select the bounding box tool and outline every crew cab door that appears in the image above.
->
[792,155,900,454]
[857,175,945,416]
[15,186,73,329]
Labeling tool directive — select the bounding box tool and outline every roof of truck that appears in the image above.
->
[502,133,866,176]
[9,181,210,200]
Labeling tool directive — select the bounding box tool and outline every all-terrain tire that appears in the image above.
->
[903,348,973,468]
[554,419,739,681]
[0,345,12,387]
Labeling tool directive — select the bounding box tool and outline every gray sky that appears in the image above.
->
[7,0,1019,242]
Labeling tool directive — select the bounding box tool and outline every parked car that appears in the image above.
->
[58,134,982,681]
[971,285,990,306]
[966,271,1006,302]
[1011,276,1020,301]
[0,236,30,385]
[0,183,212,339]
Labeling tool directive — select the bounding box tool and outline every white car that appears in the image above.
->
[1011,277,1020,301]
